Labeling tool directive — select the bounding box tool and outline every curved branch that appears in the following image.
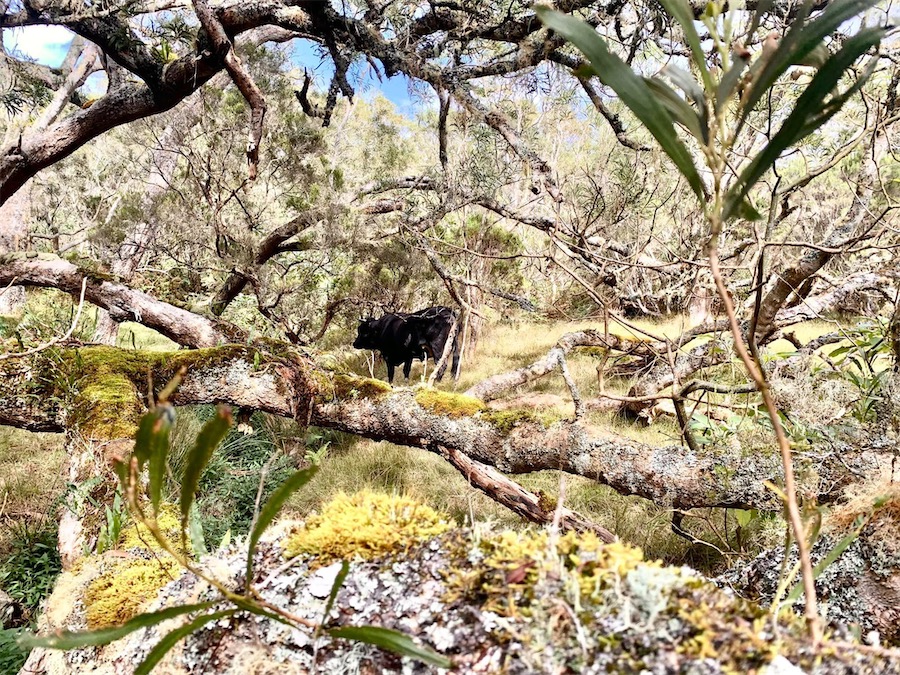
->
[0,254,232,347]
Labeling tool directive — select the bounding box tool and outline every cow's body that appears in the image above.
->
[353,306,461,383]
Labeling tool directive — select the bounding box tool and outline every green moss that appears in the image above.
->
[415,389,486,418]
[84,556,179,629]
[55,345,272,439]
[480,408,559,434]
[283,490,452,562]
[316,372,393,403]
[61,348,146,440]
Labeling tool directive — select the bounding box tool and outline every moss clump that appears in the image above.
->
[57,347,147,439]
[449,529,646,614]
[118,503,186,554]
[56,345,273,439]
[415,389,486,418]
[316,372,393,403]
[283,490,452,561]
[84,556,179,629]
[480,408,559,434]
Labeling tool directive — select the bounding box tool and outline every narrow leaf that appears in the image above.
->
[785,515,866,603]
[321,560,350,627]
[740,0,882,122]
[714,58,750,113]
[188,504,207,557]
[246,466,318,586]
[328,626,453,669]
[724,28,883,220]
[148,404,174,514]
[134,405,172,478]
[134,610,233,675]
[657,0,714,92]
[644,78,706,142]
[537,7,707,199]
[663,64,705,103]
[179,405,232,533]
[20,602,216,650]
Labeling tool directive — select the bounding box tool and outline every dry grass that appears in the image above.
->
[0,428,66,552]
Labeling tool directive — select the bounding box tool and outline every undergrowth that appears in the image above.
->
[165,406,302,546]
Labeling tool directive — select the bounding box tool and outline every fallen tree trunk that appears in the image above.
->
[0,344,888,514]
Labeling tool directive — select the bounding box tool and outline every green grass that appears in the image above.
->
[0,627,28,674]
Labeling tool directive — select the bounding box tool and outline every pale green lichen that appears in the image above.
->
[283,490,452,561]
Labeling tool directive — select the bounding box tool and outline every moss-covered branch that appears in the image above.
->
[0,344,888,513]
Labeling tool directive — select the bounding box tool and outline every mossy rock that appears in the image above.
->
[28,490,899,673]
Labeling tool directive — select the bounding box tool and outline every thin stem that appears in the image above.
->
[707,238,821,643]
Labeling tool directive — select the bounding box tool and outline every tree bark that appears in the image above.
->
[0,344,888,513]
[0,254,233,347]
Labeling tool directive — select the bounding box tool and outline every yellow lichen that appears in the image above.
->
[282,490,452,561]
[84,556,180,629]
[414,389,486,418]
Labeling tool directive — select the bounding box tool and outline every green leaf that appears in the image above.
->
[724,27,883,220]
[20,601,216,650]
[657,0,714,92]
[740,0,882,124]
[188,504,207,558]
[148,405,174,514]
[179,405,232,533]
[714,58,750,113]
[246,466,318,586]
[321,560,350,628]
[134,610,233,675]
[785,515,866,603]
[536,7,707,199]
[134,405,174,508]
[733,509,755,528]
[644,77,707,142]
[328,626,452,669]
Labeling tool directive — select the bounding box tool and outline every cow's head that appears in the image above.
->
[353,318,379,349]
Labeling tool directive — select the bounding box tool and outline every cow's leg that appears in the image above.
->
[387,362,396,383]
[403,358,413,380]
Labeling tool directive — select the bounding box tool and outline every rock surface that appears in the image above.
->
[19,492,900,674]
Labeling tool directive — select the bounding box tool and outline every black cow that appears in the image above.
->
[353,306,461,383]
